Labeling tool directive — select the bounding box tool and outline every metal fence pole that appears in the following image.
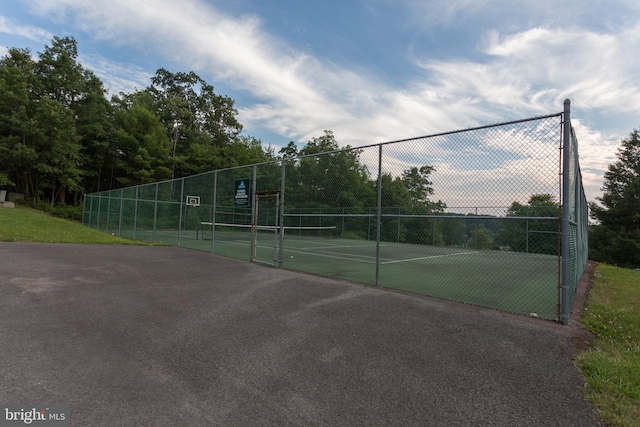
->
[375,144,382,286]
[133,186,139,240]
[278,160,286,267]
[86,196,91,227]
[153,183,159,243]
[96,193,101,230]
[250,166,257,262]
[561,99,571,325]
[177,179,184,247]
[397,207,401,242]
[106,191,111,233]
[118,190,123,237]
[211,171,217,254]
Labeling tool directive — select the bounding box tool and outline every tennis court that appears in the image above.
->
[84,110,588,323]
[128,224,560,319]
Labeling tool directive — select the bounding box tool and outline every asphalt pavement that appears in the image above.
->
[0,243,601,426]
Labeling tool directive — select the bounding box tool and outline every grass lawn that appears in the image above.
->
[576,264,640,427]
[0,206,152,245]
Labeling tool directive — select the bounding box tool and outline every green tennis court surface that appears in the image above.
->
[125,228,560,320]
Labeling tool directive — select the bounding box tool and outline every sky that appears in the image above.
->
[1,0,640,206]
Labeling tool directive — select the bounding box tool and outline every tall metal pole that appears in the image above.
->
[171,120,179,180]
[118,189,123,237]
[106,191,111,234]
[278,160,286,267]
[177,178,184,247]
[153,183,158,243]
[250,166,257,262]
[561,99,571,325]
[375,144,383,286]
[211,171,217,254]
[96,194,101,230]
[133,187,139,240]
[86,195,92,227]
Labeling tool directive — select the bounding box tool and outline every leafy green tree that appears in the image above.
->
[292,130,374,209]
[33,37,104,204]
[589,129,640,267]
[34,97,82,206]
[279,141,298,159]
[0,48,35,196]
[112,103,172,187]
[470,226,493,249]
[143,68,243,176]
[0,37,111,204]
[402,166,435,207]
[379,173,412,242]
[396,166,446,244]
[75,73,113,197]
[496,194,560,254]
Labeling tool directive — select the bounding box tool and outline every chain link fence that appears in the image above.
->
[83,101,588,322]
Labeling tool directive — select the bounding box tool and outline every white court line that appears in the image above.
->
[380,252,475,265]
[299,244,380,251]
[216,240,378,263]
[177,234,475,265]
[285,248,377,264]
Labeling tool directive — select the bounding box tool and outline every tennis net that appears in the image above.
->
[196,222,337,242]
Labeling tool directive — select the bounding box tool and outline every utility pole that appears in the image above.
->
[172,120,179,180]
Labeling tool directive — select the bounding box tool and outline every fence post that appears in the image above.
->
[118,190,123,237]
[152,183,158,242]
[561,99,571,325]
[211,171,217,253]
[106,191,111,233]
[397,207,401,242]
[250,166,257,262]
[375,144,382,286]
[96,193,102,230]
[278,160,286,267]
[133,186,139,240]
[177,179,184,247]
[86,196,91,227]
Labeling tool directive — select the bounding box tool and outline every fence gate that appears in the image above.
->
[252,190,281,266]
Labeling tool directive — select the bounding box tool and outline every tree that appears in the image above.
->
[290,130,374,209]
[395,166,446,245]
[143,68,243,176]
[112,103,172,187]
[75,73,113,197]
[496,194,560,254]
[0,37,111,204]
[589,129,640,267]
[0,48,36,198]
[401,166,435,207]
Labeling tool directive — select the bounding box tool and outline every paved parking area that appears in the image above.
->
[0,243,600,426]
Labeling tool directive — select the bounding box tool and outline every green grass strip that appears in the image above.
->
[577,264,640,427]
[0,206,152,245]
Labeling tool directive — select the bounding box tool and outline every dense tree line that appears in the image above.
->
[2,36,586,257]
[589,129,640,268]
[0,36,272,206]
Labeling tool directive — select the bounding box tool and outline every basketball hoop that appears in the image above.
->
[186,195,200,207]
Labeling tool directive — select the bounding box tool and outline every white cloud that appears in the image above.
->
[80,54,153,96]
[0,15,53,42]
[481,25,640,113]
[18,0,640,203]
